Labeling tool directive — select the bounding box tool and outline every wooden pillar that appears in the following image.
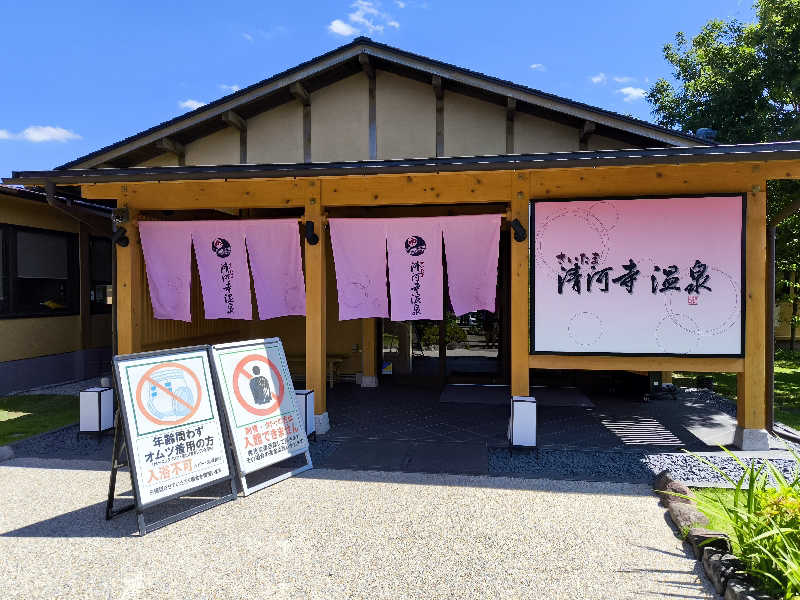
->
[510,172,530,397]
[304,182,328,426]
[361,318,378,387]
[736,188,769,449]
[79,223,91,350]
[115,204,142,355]
[661,371,672,385]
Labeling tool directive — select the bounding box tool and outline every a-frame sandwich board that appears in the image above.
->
[106,346,238,535]
[210,338,312,496]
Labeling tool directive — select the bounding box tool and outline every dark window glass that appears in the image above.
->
[0,224,79,318]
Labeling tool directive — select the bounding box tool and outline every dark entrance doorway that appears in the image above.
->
[380,228,511,387]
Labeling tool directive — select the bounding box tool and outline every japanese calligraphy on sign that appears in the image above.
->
[114,348,231,506]
[533,196,744,355]
[211,338,309,476]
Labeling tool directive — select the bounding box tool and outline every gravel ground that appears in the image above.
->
[0,458,715,600]
[489,447,799,486]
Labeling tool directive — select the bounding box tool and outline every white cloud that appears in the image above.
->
[329,1,399,36]
[590,72,607,84]
[613,76,634,83]
[0,125,81,142]
[242,32,254,42]
[617,86,646,102]
[529,63,546,72]
[178,99,206,110]
[328,18,358,35]
[395,0,405,6]
[349,0,385,33]
[219,84,241,93]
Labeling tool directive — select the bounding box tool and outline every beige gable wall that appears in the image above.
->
[247,101,304,164]
[311,73,369,162]
[376,70,435,159]
[444,92,506,156]
[133,72,639,168]
[587,134,631,150]
[514,112,578,153]
[137,153,179,167]
[185,126,239,165]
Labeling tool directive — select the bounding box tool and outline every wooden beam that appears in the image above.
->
[530,354,744,372]
[510,172,530,397]
[358,53,375,78]
[289,82,311,106]
[221,110,246,131]
[320,171,512,206]
[81,179,310,209]
[506,98,516,155]
[155,137,186,166]
[579,120,596,150]
[739,188,768,430]
[290,83,312,163]
[433,75,444,157]
[304,181,327,415]
[360,55,377,160]
[529,161,778,198]
[222,110,247,163]
[361,318,378,386]
[115,204,142,354]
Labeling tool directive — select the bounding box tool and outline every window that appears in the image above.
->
[89,236,112,314]
[0,224,79,318]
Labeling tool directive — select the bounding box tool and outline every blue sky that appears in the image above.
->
[0,1,755,177]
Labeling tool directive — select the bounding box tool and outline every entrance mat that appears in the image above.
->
[440,385,595,408]
[439,384,509,405]
[316,440,489,475]
[533,387,595,408]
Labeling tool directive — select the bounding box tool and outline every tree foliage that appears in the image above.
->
[648,0,800,345]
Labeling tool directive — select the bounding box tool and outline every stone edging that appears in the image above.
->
[0,445,14,463]
[654,470,777,600]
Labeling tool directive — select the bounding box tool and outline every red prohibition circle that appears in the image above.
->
[135,362,203,426]
[232,354,285,416]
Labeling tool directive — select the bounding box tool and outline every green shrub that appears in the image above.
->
[687,446,800,599]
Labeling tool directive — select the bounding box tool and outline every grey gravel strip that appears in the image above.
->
[0,459,716,600]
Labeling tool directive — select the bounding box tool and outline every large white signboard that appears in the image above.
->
[211,338,309,478]
[533,195,744,355]
[115,347,231,507]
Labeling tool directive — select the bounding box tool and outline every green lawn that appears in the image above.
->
[0,395,79,446]
[673,348,800,430]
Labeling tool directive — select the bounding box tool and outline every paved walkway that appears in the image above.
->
[0,457,715,600]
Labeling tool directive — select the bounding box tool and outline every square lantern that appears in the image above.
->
[79,387,114,434]
[294,389,316,439]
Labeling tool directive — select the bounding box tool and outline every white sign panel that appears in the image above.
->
[115,348,230,507]
[211,338,309,475]
[533,195,744,355]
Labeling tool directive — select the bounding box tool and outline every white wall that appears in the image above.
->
[311,73,369,162]
[443,92,506,156]
[247,101,304,164]
[185,127,239,165]
[376,70,435,159]
[515,112,579,153]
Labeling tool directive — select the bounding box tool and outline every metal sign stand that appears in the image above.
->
[105,356,240,536]
[236,449,313,497]
[209,339,314,497]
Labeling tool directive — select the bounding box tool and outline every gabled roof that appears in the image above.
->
[13,141,797,186]
[59,37,708,170]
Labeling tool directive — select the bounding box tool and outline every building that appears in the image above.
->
[6,37,799,449]
[0,185,112,393]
